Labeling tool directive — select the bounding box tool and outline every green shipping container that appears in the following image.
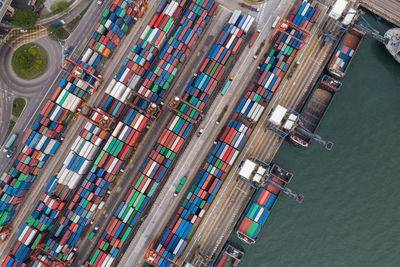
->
[148,182,158,197]
[129,191,140,207]
[121,227,132,242]
[102,9,109,18]
[90,249,101,265]
[247,221,259,238]
[163,18,174,32]
[269,49,275,57]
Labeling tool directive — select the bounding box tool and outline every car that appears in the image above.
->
[20,29,28,33]
[97,0,103,4]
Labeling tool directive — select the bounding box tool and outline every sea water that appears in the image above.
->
[230,11,400,267]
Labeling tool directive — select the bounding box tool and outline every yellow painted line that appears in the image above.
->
[244,0,267,5]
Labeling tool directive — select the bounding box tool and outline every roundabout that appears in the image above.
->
[11,43,48,80]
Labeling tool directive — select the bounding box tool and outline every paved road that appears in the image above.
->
[116,0,291,265]
[0,0,168,262]
[0,0,13,24]
[184,6,342,266]
[0,0,113,171]
[0,0,120,259]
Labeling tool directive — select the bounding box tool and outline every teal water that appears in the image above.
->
[229,14,400,267]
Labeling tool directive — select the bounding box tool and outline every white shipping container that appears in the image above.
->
[120,87,131,103]
[140,25,151,40]
[244,16,255,33]
[229,150,240,165]
[240,99,251,114]
[170,136,180,151]
[146,161,157,177]
[105,79,117,95]
[68,173,81,189]
[35,135,48,150]
[133,192,144,208]
[105,19,112,29]
[128,74,141,89]
[134,114,144,130]
[173,239,185,255]
[229,10,241,25]
[119,67,130,83]
[140,178,151,193]
[88,52,99,66]
[24,229,37,246]
[18,225,29,241]
[82,48,93,63]
[107,157,119,173]
[254,106,264,122]
[169,116,179,131]
[55,89,67,105]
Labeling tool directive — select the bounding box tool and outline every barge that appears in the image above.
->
[290,75,342,148]
[215,243,244,267]
[328,27,365,79]
[236,162,293,244]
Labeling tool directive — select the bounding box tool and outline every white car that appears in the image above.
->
[97,0,103,4]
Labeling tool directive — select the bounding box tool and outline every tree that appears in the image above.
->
[50,0,70,14]
[47,25,70,40]
[11,9,39,29]
[14,50,34,69]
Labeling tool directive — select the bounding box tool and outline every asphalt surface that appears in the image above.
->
[184,5,343,266]
[0,0,117,259]
[0,0,113,169]
[0,0,398,265]
[0,0,171,262]
[117,0,285,264]
[0,0,13,24]
[0,37,61,171]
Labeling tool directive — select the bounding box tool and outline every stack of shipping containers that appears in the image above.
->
[1,1,149,267]
[0,0,146,236]
[149,1,319,266]
[85,10,254,267]
[3,0,218,266]
[236,175,284,244]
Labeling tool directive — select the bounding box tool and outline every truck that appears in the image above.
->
[3,134,17,152]
[88,226,99,240]
[249,29,260,47]
[221,77,233,95]
[173,176,187,196]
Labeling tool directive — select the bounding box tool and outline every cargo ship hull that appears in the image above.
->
[290,75,341,147]
[328,28,365,79]
[235,176,285,244]
[215,243,244,267]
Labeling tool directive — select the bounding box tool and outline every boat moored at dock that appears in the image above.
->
[328,27,365,79]
[290,75,342,148]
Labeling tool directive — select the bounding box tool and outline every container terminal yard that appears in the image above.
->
[0,0,399,266]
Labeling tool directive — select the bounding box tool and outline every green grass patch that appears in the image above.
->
[48,25,70,40]
[67,5,89,30]
[50,0,70,14]
[11,43,48,80]
[12,98,26,118]
[6,120,16,140]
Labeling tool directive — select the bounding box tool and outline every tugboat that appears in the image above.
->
[384,28,400,63]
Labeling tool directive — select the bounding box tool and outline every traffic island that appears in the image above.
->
[12,98,26,118]
[11,43,49,80]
